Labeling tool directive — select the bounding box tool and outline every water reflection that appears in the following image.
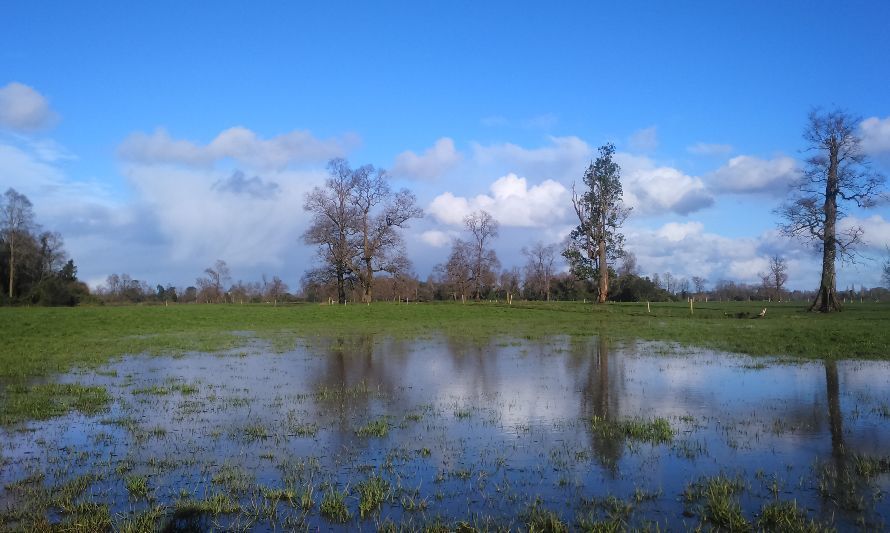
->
[1,335,888,530]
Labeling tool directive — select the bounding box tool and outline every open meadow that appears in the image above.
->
[1,302,889,530]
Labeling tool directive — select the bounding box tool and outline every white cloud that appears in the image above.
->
[860,116,890,156]
[627,221,788,285]
[392,137,461,180]
[687,142,733,156]
[657,221,704,242]
[709,155,799,195]
[0,82,58,131]
[124,163,323,267]
[428,173,569,227]
[839,215,890,250]
[419,230,453,247]
[628,126,658,152]
[616,153,713,216]
[118,126,356,170]
[471,136,592,182]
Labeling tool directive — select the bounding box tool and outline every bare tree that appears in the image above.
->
[777,108,886,312]
[304,158,421,304]
[351,165,422,303]
[464,210,500,300]
[617,251,639,278]
[262,274,288,304]
[500,267,521,305]
[2,188,36,299]
[565,144,630,303]
[197,259,231,303]
[522,242,557,301]
[441,239,474,303]
[37,231,67,280]
[691,276,707,299]
[767,255,788,301]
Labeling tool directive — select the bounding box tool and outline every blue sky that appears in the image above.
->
[2,1,889,291]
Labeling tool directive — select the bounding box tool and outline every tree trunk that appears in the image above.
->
[7,236,13,299]
[597,236,608,303]
[362,257,373,304]
[811,143,841,312]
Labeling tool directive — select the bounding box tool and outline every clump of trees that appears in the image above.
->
[303,158,422,304]
[433,210,501,302]
[0,188,88,306]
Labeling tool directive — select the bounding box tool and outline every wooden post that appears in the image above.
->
[647,301,651,313]
[689,298,693,315]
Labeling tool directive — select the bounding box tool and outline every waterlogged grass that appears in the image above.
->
[2,301,889,382]
[590,416,673,444]
[357,475,390,518]
[355,417,389,437]
[320,489,350,522]
[684,474,749,531]
[0,382,109,425]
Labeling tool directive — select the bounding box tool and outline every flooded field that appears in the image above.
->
[1,335,889,530]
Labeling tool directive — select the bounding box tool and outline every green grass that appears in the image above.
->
[0,383,110,425]
[320,488,350,522]
[2,301,888,425]
[125,475,150,500]
[590,416,673,444]
[1,301,888,378]
[355,417,389,437]
[684,474,749,531]
[357,475,390,518]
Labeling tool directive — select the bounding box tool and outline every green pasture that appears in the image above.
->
[2,300,888,383]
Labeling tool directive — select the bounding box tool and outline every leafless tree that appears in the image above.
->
[438,238,475,302]
[777,108,886,312]
[617,251,639,278]
[762,255,789,301]
[522,241,557,301]
[37,231,67,280]
[883,248,890,289]
[262,274,288,304]
[2,188,36,299]
[464,210,500,300]
[500,267,521,305]
[691,276,707,298]
[197,259,230,303]
[304,158,421,304]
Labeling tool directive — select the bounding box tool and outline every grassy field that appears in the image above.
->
[2,300,888,381]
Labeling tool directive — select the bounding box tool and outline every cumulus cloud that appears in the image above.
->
[860,116,890,156]
[616,153,714,216]
[118,126,356,170]
[627,221,789,284]
[428,174,569,227]
[687,142,733,156]
[708,155,800,195]
[0,82,58,131]
[392,137,462,180]
[628,126,658,152]
[471,136,592,182]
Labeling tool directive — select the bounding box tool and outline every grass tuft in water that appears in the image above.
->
[320,488,351,522]
[589,415,673,444]
[684,474,749,531]
[357,475,390,518]
[757,500,830,532]
[125,475,150,500]
[355,417,389,437]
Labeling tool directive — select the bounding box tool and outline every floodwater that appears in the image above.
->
[1,335,889,530]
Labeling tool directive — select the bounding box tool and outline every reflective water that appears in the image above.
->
[1,335,889,530]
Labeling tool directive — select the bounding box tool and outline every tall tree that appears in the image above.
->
[565,144,630,303]
[304,159,359,304]
[304,158,421,304]
[351,163,422,303]
[1,188,37,299]
[882,248,890,289]
[464,210,500,300]
[777,109,886,312]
